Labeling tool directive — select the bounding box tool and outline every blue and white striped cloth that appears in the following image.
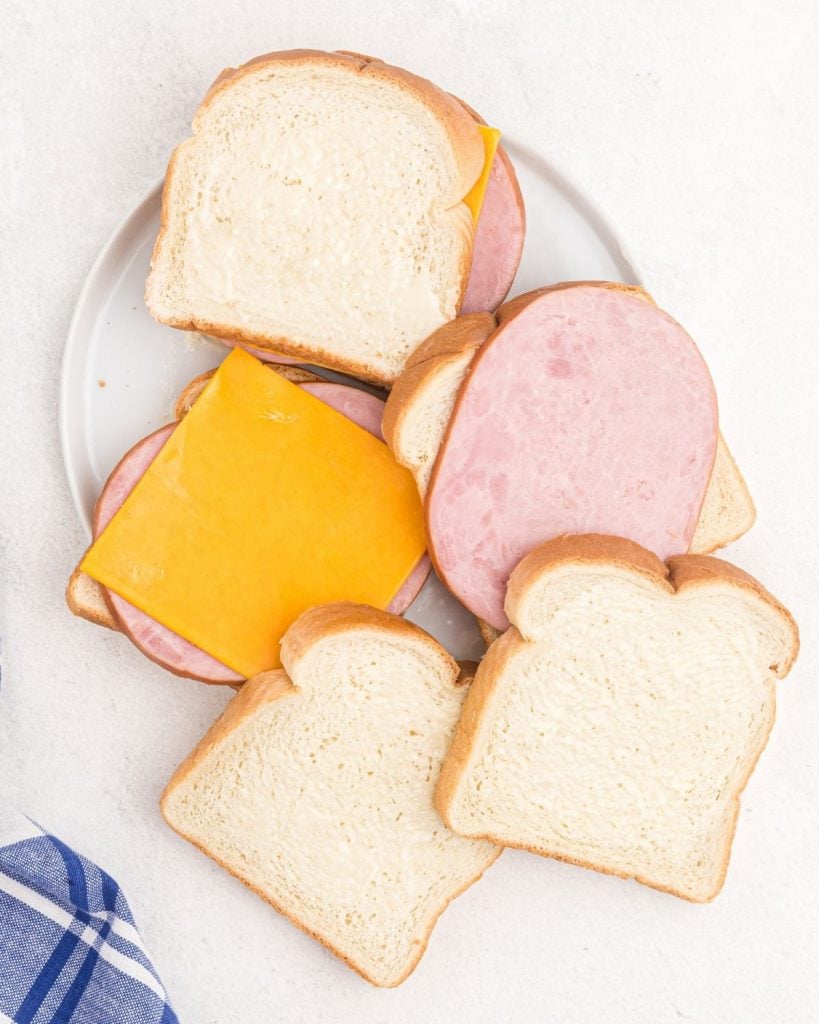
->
[0,806,177,1023]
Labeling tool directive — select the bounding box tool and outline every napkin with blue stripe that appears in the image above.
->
[0,805,177,1023]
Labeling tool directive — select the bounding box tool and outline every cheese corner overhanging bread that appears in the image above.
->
[383,282,756,630]
[436,534,799,902]
[161,603,501,987]
[146,49,525,384]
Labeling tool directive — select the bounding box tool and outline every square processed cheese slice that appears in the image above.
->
[81,349,427,677]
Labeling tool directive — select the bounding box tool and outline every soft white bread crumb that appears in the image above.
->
[161,603,500,986]
[146,50,485,384]
[690,434,756,553]
[437,535,798,902]
[65,566,117,630]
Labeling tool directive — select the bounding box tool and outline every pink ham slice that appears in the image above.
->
[94,424,174,535]
[299,381,385,436]
[94,380,430,683]
[461,147,525,314]
[93,424,244,685]
[426,284,718,631]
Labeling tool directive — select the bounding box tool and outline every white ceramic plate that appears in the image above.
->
[59,140,642,662]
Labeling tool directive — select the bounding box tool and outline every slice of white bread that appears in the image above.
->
[436,534,799,902]
[382,283,755,554]
[65,364,323,631]
[690,436,754,554]
[66,565,117,630]
[161,604,501,986]
[146,49,486,384]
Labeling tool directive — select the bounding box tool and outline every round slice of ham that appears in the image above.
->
[426,284,718,631]
[461,146,525,315]
[95,379,430,683]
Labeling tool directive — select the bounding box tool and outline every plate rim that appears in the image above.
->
[59,181,163,534]
[502,138,643,288]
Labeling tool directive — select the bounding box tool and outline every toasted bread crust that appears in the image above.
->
[667,553,799,675]
[199,51,484,202]
[436,534,799,902]
[435,625,525,837]
[405,311,498,369]
[280,601,461,684]
[162,611,501,986]
[152,318,402,385]
[148,50,485,383]
[65,565,118,630]
[382,313,496,456]
[505,533,673,616]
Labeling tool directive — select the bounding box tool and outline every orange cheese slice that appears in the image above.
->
[81,349,427,677]
[464,125,501,224]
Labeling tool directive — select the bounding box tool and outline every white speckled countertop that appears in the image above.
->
[2,1,818,1021]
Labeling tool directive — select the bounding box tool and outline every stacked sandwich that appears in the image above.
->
[67,49,799,988]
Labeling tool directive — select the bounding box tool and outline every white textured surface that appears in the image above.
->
[1,1,817,1021]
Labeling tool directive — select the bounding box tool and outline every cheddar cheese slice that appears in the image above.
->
[464,125,501,224]
[82,349,427,677]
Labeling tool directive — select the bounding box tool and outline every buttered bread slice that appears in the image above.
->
[146,49,486,384]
